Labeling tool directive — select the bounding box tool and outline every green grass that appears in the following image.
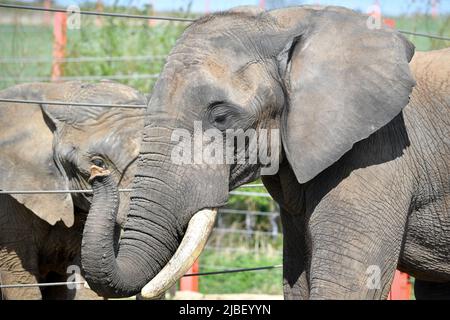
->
[0,8,188,91]
[1,9,448,91]
[395,15,450,51]
[0,24,54,88]
[63,17,186,92]
[198,247,283,295]
[194,226,283,295]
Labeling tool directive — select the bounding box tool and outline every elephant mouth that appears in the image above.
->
[140,208,217,299]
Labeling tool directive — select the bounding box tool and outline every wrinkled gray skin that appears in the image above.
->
[0,81,145,299]
[82,6,450,299]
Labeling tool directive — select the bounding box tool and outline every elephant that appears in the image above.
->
[80,6,450,300]
[0,81,145,299]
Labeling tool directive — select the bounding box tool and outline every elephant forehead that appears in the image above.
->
[158,52,270,110]
[58,116,141,164]
[84,125,140,150]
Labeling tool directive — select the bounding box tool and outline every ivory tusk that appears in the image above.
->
[140,208,217,299]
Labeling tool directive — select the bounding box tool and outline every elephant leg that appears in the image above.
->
[40,271,73,300]
[281,208,309,299]
[70,270,104,300]
[414,279,450,300]
[40,271,101,300]
[39,252,103,300]
[0,202,43,299]
[70,280,104,300]
[0,252,42,300]
[306,178,411,299]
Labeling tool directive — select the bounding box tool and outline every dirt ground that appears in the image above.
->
[172,291,283,300]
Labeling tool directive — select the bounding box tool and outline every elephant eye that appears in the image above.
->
[213,115,227,125]
[207,102,235,130]
[91,157,106,169]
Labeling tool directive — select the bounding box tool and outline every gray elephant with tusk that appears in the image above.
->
[0,81,145,299]
[82,6,450,300]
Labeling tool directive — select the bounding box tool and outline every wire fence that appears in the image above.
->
[0,55,166,64]
[0,265,283,289]
[1,3,449,41]
[1,1,445,297]
[0,3,448,94]
[0,98,147,109]
[0,188,267,196]
[0,74,160,83]
[0,3,196,22]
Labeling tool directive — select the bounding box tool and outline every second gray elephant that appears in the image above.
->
[0,81,145,299]
[81,6,449,300]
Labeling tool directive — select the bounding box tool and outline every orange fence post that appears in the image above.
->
[179,259,199,292]
[388,270,411,300]
[51,12,67,81]
[383,18,396,28]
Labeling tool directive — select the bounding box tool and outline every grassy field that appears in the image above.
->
[0,18,186,91]
[0,9,449,92]
[0,6,448,296]
[395,15,450,51]
[198,246,283,295]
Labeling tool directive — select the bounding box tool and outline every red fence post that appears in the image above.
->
[383,18,396,29]
[388,270,411,300]
[179,259,199,292]
[51,12,67,81]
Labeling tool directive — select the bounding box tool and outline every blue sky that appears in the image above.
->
[53,0,450,16]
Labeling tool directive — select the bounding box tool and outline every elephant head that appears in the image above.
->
[81,6,415,298]
[0,81,145,227]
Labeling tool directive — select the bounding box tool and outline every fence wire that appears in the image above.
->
[398,29,450,41]
[0,99,146,109]
[1,3,449,41]
[0,55,166,64]
[0,265,282,289]
[219,208,277,217]
[0,3,195,22]
[0,74,160,83]
[0,188,269,197]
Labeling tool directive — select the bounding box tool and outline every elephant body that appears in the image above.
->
[264,49,450,299]
[79,6,449,300]
[0,81,145,299]
[0,195,89,299]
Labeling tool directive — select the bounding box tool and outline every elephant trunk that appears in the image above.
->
[81,171,178,297]
[81,126,223,298]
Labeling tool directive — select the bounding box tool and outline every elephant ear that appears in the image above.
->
[0,83,74,227]
[271,6,415,183]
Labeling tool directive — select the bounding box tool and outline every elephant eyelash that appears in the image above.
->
[207,103,247,126]
[91,157,106,168]
[88,153,116,171]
